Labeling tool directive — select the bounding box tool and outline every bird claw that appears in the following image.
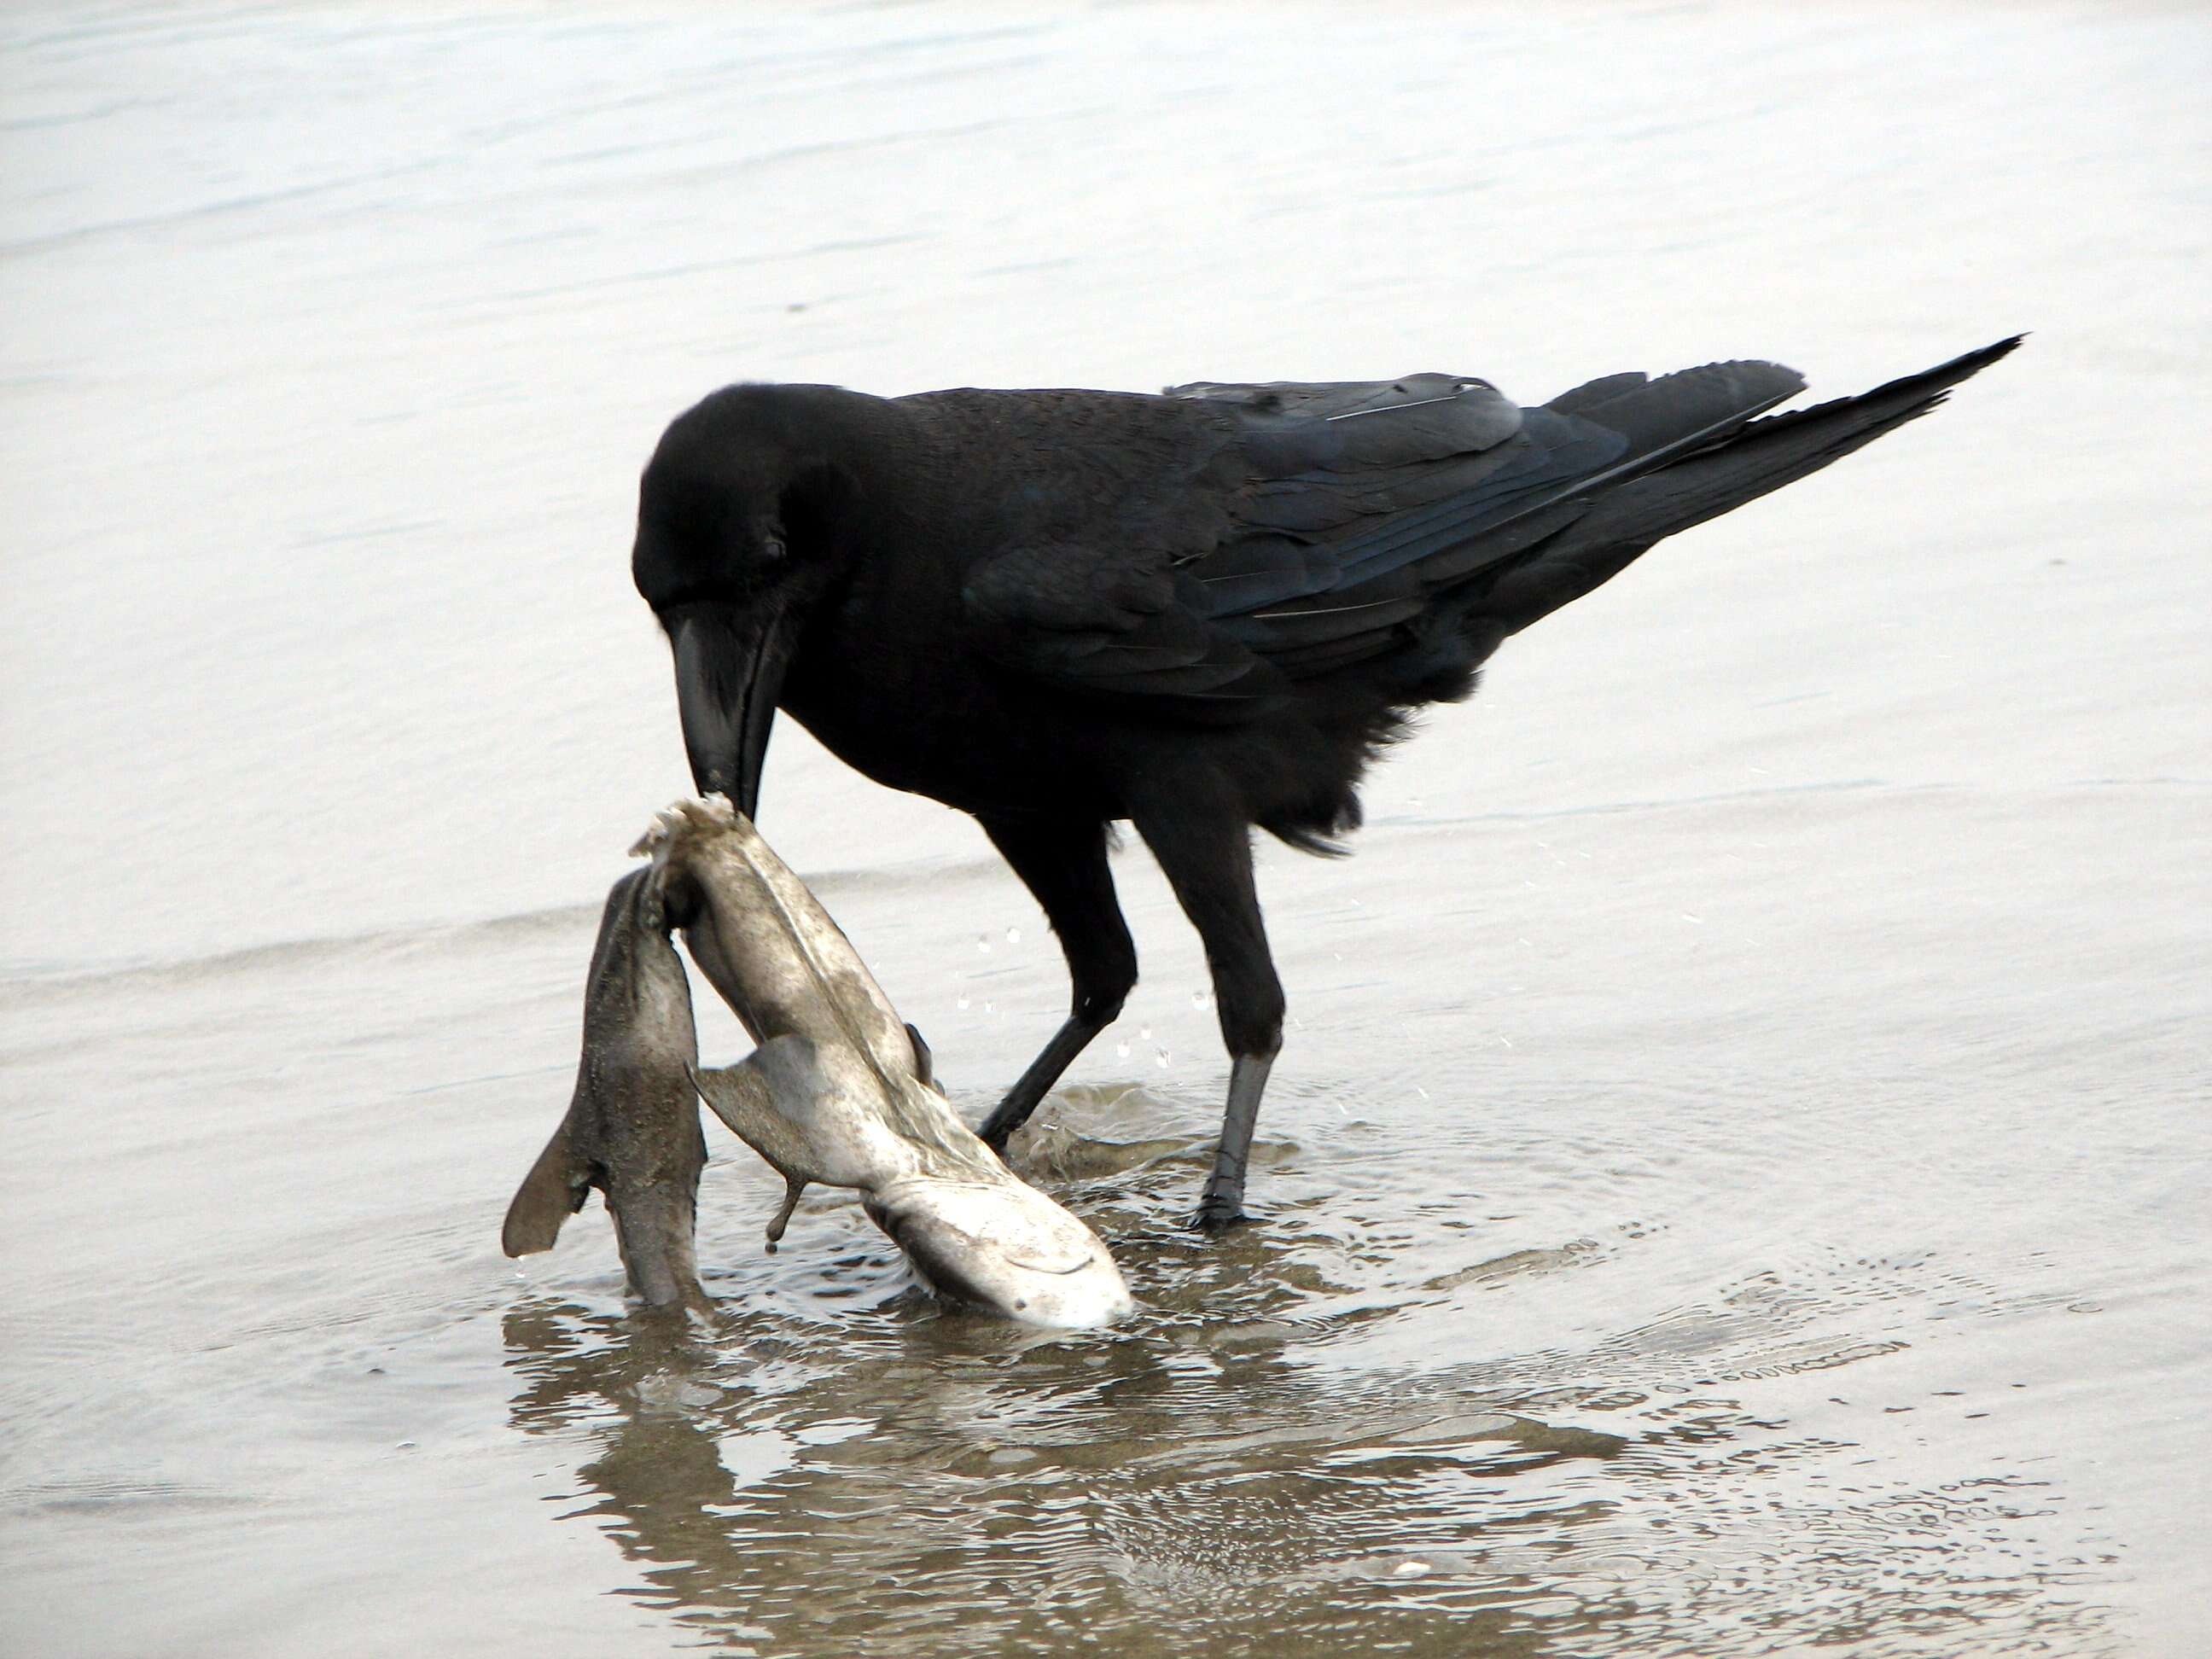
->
[1185,1196,1250,1235]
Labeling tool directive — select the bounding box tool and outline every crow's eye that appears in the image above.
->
[760,533,788,564]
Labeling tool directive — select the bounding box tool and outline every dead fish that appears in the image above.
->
[638,796,1134,1330]
[501,867,709,1312]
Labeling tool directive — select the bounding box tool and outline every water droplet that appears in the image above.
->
[957,994,970,1010]
[1190,990,1210,1009]
[976,934,991,953]
[1115,1039,1131,1059]
[1155,1047,1171,1068]
[1005,926,1022,945]
[983,999,995,1015]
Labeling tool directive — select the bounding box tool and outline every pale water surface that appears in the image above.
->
[2,4,2208,1656]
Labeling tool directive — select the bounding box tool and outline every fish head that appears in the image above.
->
[864,1176,1136,1330]
[596,1142,709,1314]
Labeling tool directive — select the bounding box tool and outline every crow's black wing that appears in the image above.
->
[960,527,1289,719]
[956,363,1808,706]
[955,375,1529,714]
[1176,362,1807,676]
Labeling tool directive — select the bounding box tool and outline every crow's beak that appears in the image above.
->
[668,603,793,819]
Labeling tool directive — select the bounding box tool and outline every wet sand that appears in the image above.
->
[3,4,2208,1655]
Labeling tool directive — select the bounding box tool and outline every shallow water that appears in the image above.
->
[3,3,2209,1656]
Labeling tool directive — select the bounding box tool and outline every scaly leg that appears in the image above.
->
[972,815,1138,1151]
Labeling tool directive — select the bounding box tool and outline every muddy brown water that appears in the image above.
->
[3,4,2207,1655]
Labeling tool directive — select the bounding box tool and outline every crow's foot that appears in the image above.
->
[1185,1194,1250,1234]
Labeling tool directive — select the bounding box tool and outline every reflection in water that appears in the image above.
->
[498,1103,2120,1658]
[498,1317,1583,1653]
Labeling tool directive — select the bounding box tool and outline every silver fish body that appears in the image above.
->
[501,867,709,1311]
[642,797,1132,1330]
[864,1177,1135,1330]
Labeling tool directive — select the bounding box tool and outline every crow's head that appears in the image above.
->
[632,384,858,818]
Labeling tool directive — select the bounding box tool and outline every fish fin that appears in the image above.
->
[690,1034,823,1182]
[905,1022,934,1088]
[502,1121,595,1257]
[765,1173,806,1253]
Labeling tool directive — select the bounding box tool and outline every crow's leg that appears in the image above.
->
[974,815,1138,1151]
[1134,806,1284,1231]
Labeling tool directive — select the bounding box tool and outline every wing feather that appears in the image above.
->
[959,360,1810,707]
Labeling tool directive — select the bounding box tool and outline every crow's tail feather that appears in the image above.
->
[1476,335,2023,637]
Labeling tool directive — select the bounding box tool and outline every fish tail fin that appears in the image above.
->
[501,1121,594,1257]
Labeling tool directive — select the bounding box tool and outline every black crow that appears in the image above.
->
[632,336,2020,1228]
